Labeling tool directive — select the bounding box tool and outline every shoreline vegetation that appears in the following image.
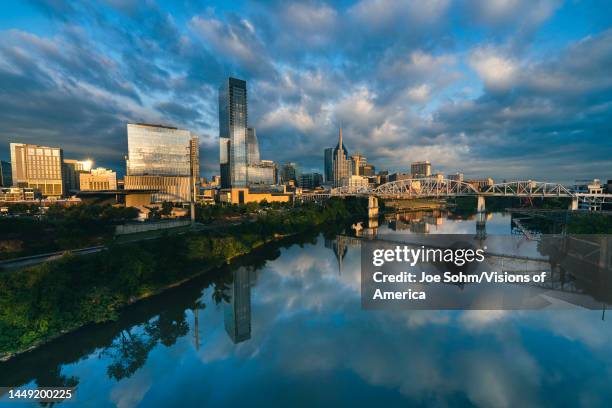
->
[1,197,610,362]
[0,198,368,362]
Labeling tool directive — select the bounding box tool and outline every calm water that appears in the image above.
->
[1,211,611,407]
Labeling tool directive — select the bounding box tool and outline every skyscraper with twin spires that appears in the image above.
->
[332,127,350,187]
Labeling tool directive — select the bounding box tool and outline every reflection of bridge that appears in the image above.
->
[331,233,612,308]
[304,179,612,211]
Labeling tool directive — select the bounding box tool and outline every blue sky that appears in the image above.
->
[0,0,611,182]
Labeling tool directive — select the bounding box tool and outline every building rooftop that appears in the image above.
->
[131,123,178,130]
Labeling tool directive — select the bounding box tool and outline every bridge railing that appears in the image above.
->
[374,178,479,197]
[319,179,612,206]
[482,181,574,197]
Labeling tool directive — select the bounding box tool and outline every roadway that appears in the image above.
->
[0,220,249,271]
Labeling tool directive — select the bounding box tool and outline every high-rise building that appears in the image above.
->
[351,153,367,176]
[0,160,12,187]
[247,160,277,186]
[299,172,323,190]
[246,127,260,164]
[333,128,350,187]
[324,147,334,183]
[80,167,117,191]
[362,164,376,177]
[10,143,64,197]
[124,123,199,203]
[378,170,390,184]
[411,161,431,178]
[219,77,248,188]
[190,137,199,185]
[280,162,298,184]
[219,138,231,189]
[63,159,93,192]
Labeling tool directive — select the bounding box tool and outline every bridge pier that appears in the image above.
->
[368,196,379,219]
[477,195,486,213]
[570,197,578,211]
[476,211,487,240]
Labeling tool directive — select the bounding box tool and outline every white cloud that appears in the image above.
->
[349,0,450,27]
[259,105,317,133]
[469,48,519,91]
[407,83,431,103]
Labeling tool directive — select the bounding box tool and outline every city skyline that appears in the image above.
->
[0,1,611,183]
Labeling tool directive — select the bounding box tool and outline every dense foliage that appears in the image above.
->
[0,198,366,360]
[0,204,139,259]
[195,200,291,224]
[567,213,612,234]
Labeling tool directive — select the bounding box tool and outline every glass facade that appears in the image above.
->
[299,172,323,189]
[0,160,12,187]
[324,147,334,183]
[280,162,298,183]
[246,127,260,164]
[125,123,198,203]
[219,77,248,188]
[247,160,276,186]
[127,124,193,177]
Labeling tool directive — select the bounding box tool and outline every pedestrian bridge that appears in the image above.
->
[303,179,612,210]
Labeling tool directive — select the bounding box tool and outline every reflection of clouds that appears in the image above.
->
[457,349,541,408]
[103,233,612,407]
[533,310,612,350]
[258,241,362,317]
[459,310,510,330]
[243,236,612,405]
[110,369,152,408]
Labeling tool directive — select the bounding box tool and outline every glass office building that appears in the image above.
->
[246,127,260,164]
[127,123,193,176]
[219,77,248,188]
[247,160,276,186]
[125,123,198,203]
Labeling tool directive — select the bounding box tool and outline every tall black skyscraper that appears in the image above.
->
[324,147,334,183]
[219,77,248,188]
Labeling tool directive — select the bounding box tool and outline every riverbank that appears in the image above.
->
[0,198,367,362]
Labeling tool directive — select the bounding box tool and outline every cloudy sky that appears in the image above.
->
[0,0,610,182]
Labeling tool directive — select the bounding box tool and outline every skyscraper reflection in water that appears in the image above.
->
[224,267,254,344]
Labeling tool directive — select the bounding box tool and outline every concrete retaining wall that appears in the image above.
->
[115,220,191,235]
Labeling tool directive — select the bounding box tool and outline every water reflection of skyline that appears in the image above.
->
[224,267,255,344]
[325,210,612,311]
[1,213,611,407]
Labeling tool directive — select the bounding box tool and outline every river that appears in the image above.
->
[1,210,611,407]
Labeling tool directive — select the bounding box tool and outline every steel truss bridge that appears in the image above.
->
[303,179,612,209]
